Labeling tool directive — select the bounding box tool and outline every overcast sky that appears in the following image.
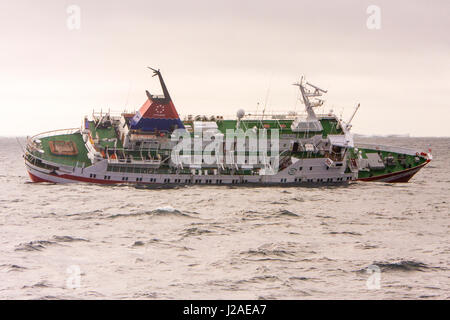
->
[1,0,449,136]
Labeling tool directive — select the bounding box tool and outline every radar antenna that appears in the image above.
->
[293,77,327,120]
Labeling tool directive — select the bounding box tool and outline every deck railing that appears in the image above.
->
[355,143,422,156]
[27,128,81,147]
[25,128,88,169]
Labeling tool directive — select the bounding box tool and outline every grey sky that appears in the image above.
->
[1,0,449,136]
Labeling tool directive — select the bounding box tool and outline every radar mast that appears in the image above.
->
[293,77,327,120]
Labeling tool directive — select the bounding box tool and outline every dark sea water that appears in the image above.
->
[0,136,448,299]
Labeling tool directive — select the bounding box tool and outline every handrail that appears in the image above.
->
[355,143,421,156]
[25,127,87,169]
[27,128,81,145]
[108,158,161,165]
[25,150,87,169]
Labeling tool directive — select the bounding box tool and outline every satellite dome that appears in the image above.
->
[236,109,245,119]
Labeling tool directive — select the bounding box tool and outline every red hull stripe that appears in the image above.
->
[28,171,53,183]
[28,169,123,184]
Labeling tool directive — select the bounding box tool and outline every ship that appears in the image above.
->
[24,68,432,185]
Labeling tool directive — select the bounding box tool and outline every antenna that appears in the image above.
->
[16,137,25,154]
[262,75,273,121]
[293,76,327,120]
[306,81,327,93]
[147,66,159,77]
[346,103,360,129]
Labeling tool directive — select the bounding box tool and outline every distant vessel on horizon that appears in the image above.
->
[354,133,411,138]
[24,68,431,185]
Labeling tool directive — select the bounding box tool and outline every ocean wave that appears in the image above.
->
[131,238,194,251]
[22,281,51,289]
[374,260,429,272]
[15,240,55,251]
[241,209,301,220]
[241,247,295,258]
[358,260,430,273]
[108,206,194,219]
[328,231,362,236]
[236,275,281,284]
[180,227,213,238]
[277,210,300,217]
[132,241,145,247]
[289,276,310,281]
[0,264,27,272]
[52,235,89,242]
[15,235,89,251]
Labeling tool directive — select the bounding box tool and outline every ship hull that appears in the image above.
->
[27,165,428,185]
[26,162,119,184]
[25,159,354,186]
[24,144,431,186]
[357,160,430,183]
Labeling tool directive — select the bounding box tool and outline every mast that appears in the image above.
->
[147,67,171,101]
[293,77,327,120]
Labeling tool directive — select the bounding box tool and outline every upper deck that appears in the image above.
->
[26,129,91,168]
[86,120,123,149]
[182,116,343,138]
